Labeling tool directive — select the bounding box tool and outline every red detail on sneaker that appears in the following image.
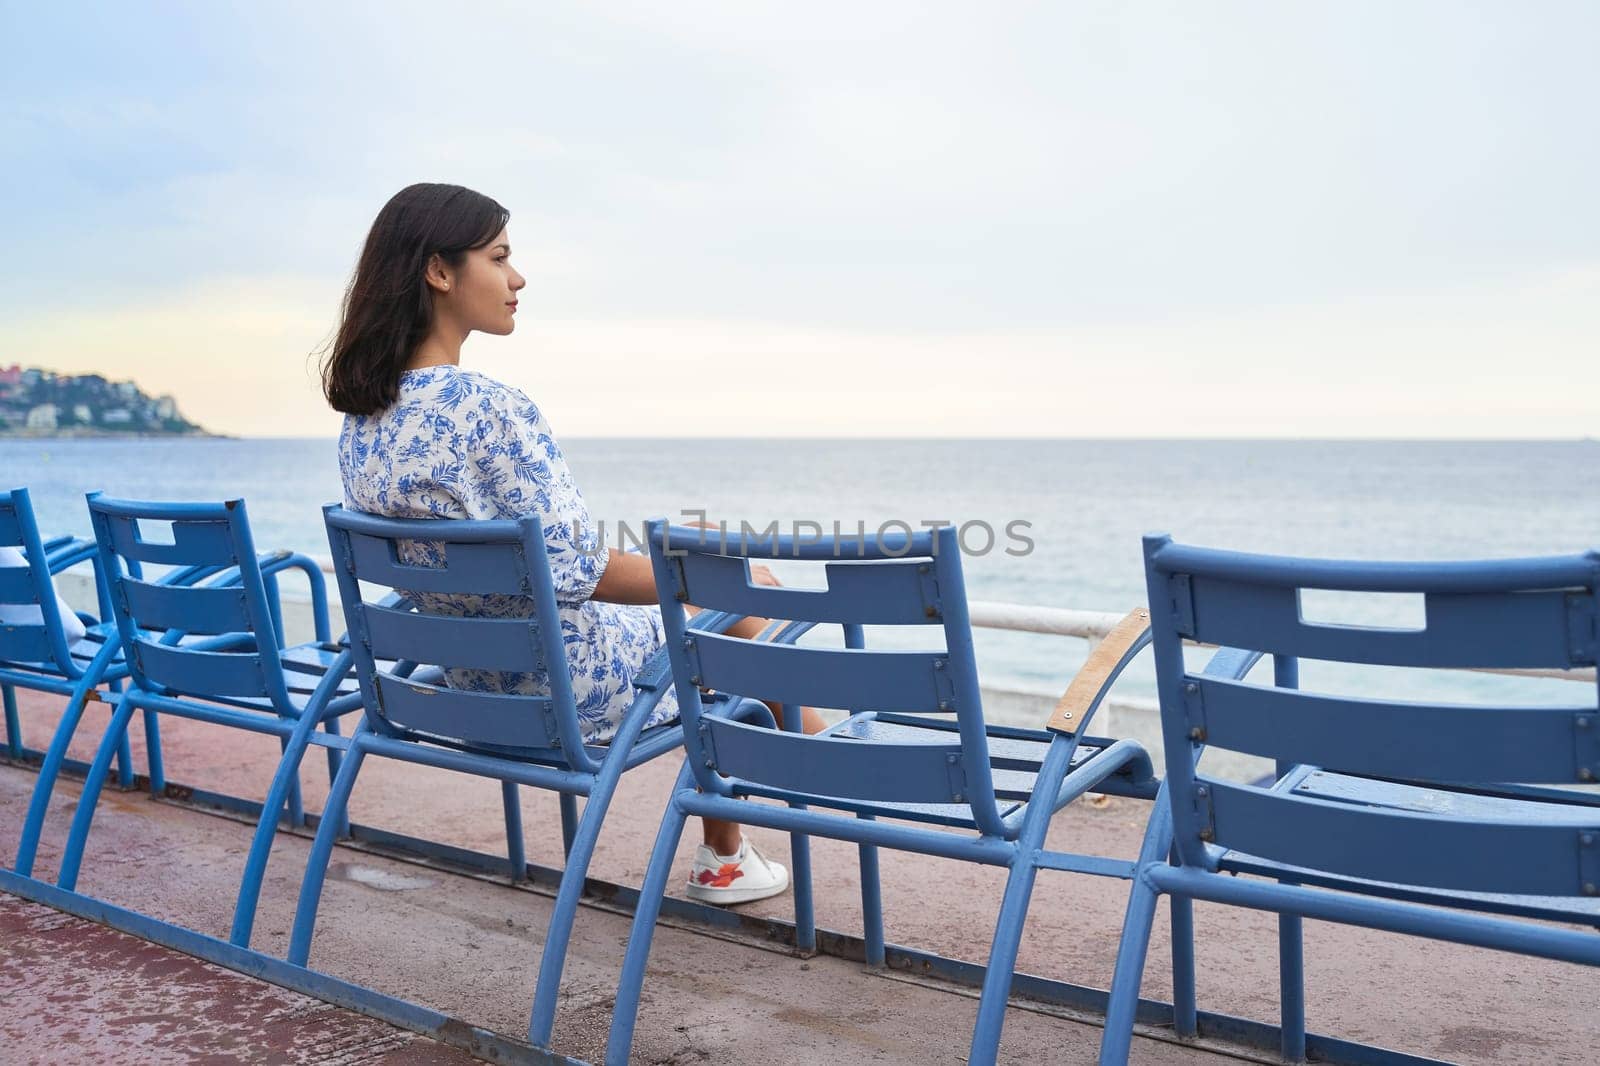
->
[695,862,745,889]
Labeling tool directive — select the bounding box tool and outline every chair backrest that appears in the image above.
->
[88,493,296,711]
[1144,533,1600,897]
[0,487,79,674]
[647,520,1007,837]
[322,505,590,769]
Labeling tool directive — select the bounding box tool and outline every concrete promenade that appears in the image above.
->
[1,686,1591,1065]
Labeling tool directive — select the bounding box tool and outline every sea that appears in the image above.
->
[5,437,1599,711]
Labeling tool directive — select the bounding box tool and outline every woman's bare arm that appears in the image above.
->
[589,549,660,605]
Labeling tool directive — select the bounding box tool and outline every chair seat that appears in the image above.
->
[725,712,1112,831]
[0,625,123,679]
[1220,769,1600,927]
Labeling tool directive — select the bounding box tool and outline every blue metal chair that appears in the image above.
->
[286,505,760,1048]
[16,493,364,949]
[1098,536,1600,1065]
[606,521,1159,1066]
[1,486,137,796]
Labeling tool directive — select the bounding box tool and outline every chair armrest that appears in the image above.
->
[1202,645,1263,682]
[42,537,98,575]
[1046,607,1151,735]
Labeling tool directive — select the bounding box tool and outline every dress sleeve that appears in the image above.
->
[469,378,609,606]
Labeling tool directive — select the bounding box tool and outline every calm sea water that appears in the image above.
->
[5,437,1598,705]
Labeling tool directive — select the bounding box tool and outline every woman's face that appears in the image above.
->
[443,227,526,336]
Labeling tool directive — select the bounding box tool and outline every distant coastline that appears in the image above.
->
[1,428,232,440]
[0,364,213,438]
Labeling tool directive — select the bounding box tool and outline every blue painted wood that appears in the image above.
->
[307,505,698,1049]
[374,673,557,751]
[23,493,356,955]
[0,507,24,546]
[362,602,545,673]
[121,577,252,636]
[671,553,943,625]
[1208,780,1597,896]
[0,563,39,603]
[1178,576,1593,670]
[1194,676,1595,784]
[0,625,58,665]
[687,632,949,713]
[700,716,965,804]
[1098,534,1600,1065]
[609,519,1155,1066]
[344,529,533,597]
[131,638,269,698]
[2,487,143,825]
[102,512,238,568]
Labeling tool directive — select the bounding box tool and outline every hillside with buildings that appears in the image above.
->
[0,366,209,436]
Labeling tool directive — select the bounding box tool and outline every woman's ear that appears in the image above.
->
[423,253,453,294]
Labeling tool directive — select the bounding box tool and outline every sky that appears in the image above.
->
[2,1,1597,438]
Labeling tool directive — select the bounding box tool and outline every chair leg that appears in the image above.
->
[604,765,695,1065]
[558,790,578,858]
[112,721,135,791]
[4,683,21,759]
[229,710,327,947]
[789,800,816,954]
[321,714,344,785]
[287,730,370,967]
[277,733,306,827]
[142,704,166,796]
[1170,892,1198,1038]
[1279,912,1306,1062]
[1098,788,1174,1066]
[13,646,118,876]
[56,696,142,891]
[527,769,619,1042]
[969,852,1041,1066]
[321,715,350,838]
[857,813,885,968]
[501,780,527,881]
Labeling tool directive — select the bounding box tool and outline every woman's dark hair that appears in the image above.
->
[321,183,509,415]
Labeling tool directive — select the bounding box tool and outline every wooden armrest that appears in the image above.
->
[1046,607,1150,735]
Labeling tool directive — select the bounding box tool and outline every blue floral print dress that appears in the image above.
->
[338,365,676,743]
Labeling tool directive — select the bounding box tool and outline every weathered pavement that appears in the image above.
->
[0,893,479,1065]
[2,687,1593,1065]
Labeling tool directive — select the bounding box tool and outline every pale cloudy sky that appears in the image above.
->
[2,1,1596,438]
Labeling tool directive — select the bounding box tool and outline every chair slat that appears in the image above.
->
[1185,575,1587,670]
[122,578,252,636]
[373,672,557,751]
[361,603,544,673]
[0,624,55,664]
[703,716,965,804]
[345,532,532,596]
[1195,676,1596,784]
[674,553,941,625]
[0,564,39,604]
[103,514,238,567]
[1208,780,1600,897]
[0,508,22,546]
[132,637,269,698]
[687,632,948,712]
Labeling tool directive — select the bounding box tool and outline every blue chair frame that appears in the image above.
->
[1,486,137,793]
[607,521,1159,1066]
[287,506,763,1048]
[15,493,362,950]
[1098,536,1600,1065]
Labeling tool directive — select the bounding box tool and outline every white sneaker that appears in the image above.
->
[684,837,790,906]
